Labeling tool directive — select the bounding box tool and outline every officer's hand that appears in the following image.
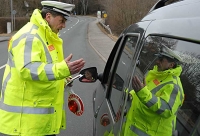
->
[132,76,145,92]
[65,54,85,75]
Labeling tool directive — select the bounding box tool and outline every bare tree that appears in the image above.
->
[79,0,89,15]
[100,0,157,35]
[0,0,10,17]
[87,0,101,15]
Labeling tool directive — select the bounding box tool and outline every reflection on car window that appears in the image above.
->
[136,35,200,135]
[109,35,139,118]
[112,74,124,91]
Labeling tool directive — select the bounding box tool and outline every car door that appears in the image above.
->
[93,21,152,136]
[94,33,140,136]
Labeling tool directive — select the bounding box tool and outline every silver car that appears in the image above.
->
[79,0,200,135]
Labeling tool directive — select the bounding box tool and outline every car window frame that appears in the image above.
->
[105,33,141,121]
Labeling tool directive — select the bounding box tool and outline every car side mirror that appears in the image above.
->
[79,67,98,83]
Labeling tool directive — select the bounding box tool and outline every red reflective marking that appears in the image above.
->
[68,93,84,116]
[153,79,160,86]
[68,100,78,113]
[100,113,110,126]
[48,45,55,51]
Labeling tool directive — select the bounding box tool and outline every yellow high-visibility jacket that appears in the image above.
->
[123,65,184,136]
[0,9,71,136]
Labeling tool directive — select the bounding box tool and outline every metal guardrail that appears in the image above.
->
[98,19,113,35]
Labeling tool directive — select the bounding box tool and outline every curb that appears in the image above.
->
[0,37,10,42]
[87,22,107,63]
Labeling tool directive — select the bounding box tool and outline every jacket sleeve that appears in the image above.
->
[12,36,71,81]
[136,83,182,118]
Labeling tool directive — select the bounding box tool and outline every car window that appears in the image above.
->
[134,35,200,135]
[108,35,139,119]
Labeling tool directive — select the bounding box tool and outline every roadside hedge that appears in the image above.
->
[0,17,29,34]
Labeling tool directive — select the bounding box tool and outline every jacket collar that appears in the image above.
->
[149,65,182,78]
[30,9,61,42]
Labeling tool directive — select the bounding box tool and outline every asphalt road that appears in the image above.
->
[0,16,106,136]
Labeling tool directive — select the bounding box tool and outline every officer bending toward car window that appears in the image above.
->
[0,1,85,136]
[122,46,185,136]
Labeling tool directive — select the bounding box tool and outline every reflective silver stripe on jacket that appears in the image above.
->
[12,25,38,48]
[0,72,11,102]
[44,64,55,80]
[23,34,55,80]
[173,76,184,103]
[151,81,173,94]
[8,52,15,67]
[24,62,55,81]
[130,125,149,136]
[172,120,175,133]
[35,33,53,63]
[7,25,38,68]
[146,81,179,115]
[24,62,42,80]
[146,81,173,108]
[9,24,55,81]
[0,102,54,114]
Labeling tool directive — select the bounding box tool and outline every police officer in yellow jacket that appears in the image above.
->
[0,1,85,136]
[123,46,184,136]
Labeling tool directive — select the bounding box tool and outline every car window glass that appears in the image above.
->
[109,36,138,118]
[134,35,200,135]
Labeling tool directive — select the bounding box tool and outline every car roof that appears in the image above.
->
[142,0,200,21]
[137,0,200,42]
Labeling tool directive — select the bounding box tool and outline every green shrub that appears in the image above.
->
[0,17,29,34]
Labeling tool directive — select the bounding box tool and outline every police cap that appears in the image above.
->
[155,45,182,62]
[41,1,75,20]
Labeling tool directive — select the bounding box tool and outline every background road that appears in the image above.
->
[60,16,105,136]
[0,16,114,136]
